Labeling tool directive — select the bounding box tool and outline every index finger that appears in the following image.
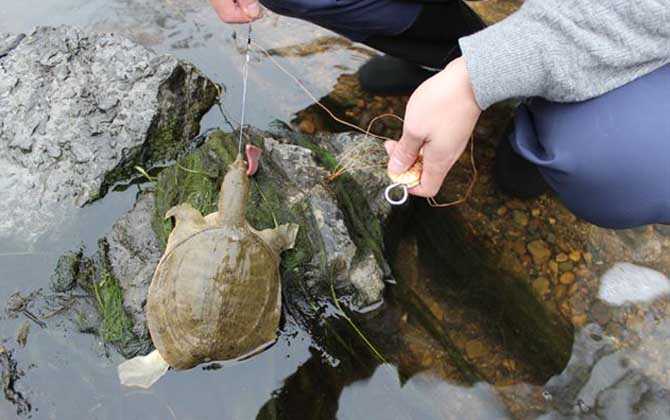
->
[388,124,425,175]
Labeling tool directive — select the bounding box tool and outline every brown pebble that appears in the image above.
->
[298,119,316,134]
[556,253,568,263]
[531,208,541,217]
[465,339,488,359]
[502,358,517,371]
[549,261,559,274]
[512,240,527,256]
[548,217,557,225]
[560,272,576,285]
[572,314,588,327]
[533,277,550,296]
[555,284,567,299]
[569,250,582,262]
[559,262,574,272]
[513,211,529,227]
[497,206,508,216]
[527,240,551,265]
[568,282,580,296]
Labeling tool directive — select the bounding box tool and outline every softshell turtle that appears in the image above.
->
[118,145,299,388]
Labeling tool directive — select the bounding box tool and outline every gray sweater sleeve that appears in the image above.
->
[459,0,670,110]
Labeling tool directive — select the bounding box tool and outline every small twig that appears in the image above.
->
[42,299,76,319]
[22,310,46,329]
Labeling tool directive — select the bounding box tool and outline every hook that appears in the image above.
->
[384,183,409,206]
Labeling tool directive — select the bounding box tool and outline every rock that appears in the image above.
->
[597,262,670,306]
[264,137,329,191]
[556,253,568,263]
[324,132,392,223]
[559,272,575,285]
[50,250,82,293]
[264,134,386,307]
[348,253,385,310]
[544,321,670,418]
[0,345,31,415]
[533,277,550,297]
[310,186,358,282]
[0,26,217,244]
[527,240,551,265]
[465,339,488,359]
[513,211,529,227]
[105,192,162,340]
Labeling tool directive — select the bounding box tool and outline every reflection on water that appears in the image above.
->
[2,1,670,419]
[337,365,509,420]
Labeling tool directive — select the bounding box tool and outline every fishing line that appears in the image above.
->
[238,23,252,155]
[251,40,478,208]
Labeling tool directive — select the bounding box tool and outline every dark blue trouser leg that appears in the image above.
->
[512,65,670,229]
[259,0,422,42]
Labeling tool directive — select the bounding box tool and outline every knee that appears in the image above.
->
[542,160,670,229]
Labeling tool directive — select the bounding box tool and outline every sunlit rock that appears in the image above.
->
[598,262,670,306]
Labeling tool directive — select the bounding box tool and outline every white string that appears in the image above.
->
[238,23,252,155]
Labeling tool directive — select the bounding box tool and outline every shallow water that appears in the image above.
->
[2,1,670,419]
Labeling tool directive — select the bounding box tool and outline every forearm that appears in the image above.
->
[459,0,670,109]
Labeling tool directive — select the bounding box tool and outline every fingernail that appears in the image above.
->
[245,2,260,17]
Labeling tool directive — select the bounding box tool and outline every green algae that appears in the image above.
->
[92,268,135,346]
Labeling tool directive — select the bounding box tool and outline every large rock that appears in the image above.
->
[0,25,218,244]
[105,192,162,340]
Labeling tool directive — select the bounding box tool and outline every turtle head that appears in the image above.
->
[218,154,251,225]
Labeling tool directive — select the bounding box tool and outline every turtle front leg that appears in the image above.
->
[164,203,207,253]
[253,223,299,255]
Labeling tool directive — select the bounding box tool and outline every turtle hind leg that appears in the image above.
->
[118,349,170,389]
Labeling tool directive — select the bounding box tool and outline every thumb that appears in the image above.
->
[388,127,424,175]
[238,0,260,18]
[383,140,396,156]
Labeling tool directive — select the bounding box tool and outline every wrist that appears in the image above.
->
[442,57,482,119]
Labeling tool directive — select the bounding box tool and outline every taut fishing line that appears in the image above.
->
[250,39,478,208]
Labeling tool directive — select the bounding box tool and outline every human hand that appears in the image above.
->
[210,0,262,23]
[385,57,481,197]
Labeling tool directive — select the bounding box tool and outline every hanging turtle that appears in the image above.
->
[118,145,299,388]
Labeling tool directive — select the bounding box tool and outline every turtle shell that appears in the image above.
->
[146,224,281,370]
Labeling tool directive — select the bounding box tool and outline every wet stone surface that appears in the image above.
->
[0,25,217,245]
